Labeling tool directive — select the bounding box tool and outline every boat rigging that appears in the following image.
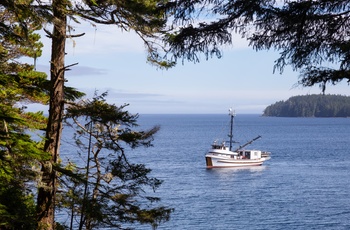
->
[205,108,271,168]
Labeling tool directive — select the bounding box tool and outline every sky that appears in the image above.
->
[32,22,349,115]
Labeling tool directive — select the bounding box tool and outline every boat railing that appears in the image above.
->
[211,141,227,150]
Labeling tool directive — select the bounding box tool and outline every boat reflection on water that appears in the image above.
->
[205,165,269,181]
[206,165,268,172]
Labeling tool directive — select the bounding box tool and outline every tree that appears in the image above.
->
[165,0,350,92]
[28,1,174,228]
[262,94,350,117]
[3,0,177,227]
[0,0,176,228]
[58,93,172,230]
[1,1,83,229]
[0,3,49,229]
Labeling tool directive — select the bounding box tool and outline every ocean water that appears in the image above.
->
[59,114,350,229]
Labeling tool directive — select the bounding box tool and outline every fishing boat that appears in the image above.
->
[205,109,271,168]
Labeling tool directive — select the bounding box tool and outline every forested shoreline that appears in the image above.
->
[2,1,350,229]
[263,94,350,117]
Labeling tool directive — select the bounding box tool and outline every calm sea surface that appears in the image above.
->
[60,114,350,229]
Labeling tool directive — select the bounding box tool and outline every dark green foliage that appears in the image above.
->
[74,0,175,68]
[0,2,52,228]
[166,0,350,91]
[0,182,37,230]
[263,94,350,117]
[0,65,48,230]
[2,0,174,229]
[248,0,350,92]
[59,93,172,230]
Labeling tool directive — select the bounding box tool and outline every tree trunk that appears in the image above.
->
[36,0,67,229]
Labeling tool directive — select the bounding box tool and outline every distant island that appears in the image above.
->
[263,94,350,117]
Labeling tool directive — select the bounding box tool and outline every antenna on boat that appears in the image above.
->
[228,108,235,151]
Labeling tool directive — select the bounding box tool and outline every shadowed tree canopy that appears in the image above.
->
[60,93,172,230]
[0,4,50,229]
[55,0,176,68]
[165,0,350,92]
[6,0,350,229]
[2,1,176,229]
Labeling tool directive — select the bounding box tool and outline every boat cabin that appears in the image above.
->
[237,150,262,160]
[211,142,228,150]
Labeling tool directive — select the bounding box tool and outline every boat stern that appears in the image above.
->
[205,156,213,167]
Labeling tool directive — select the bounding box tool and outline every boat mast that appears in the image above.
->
[228,108,235,151]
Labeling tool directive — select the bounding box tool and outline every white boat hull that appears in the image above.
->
[205,109,270,168]
[206,155,267,168]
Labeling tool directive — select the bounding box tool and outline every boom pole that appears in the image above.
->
[228,108,235,151]
[234,135,262,152]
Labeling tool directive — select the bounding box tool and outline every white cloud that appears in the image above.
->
[65,24,147,55]
[32,13,349,115]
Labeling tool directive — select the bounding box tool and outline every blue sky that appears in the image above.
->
[33,23,349,114]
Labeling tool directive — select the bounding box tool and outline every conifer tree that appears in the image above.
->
[165,0,350,92]
[30,1,173,228]
[0,4,49,229]
[3,0,176,228]
[1,2,83,228]
[59,93,172,230]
